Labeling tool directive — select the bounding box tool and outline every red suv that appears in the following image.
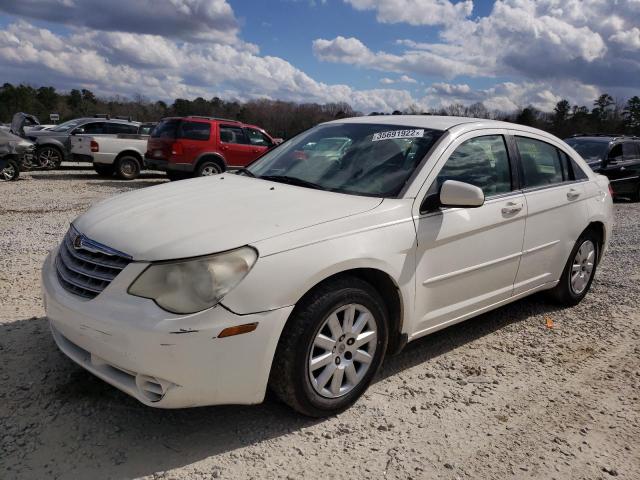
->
[145,116,278,180]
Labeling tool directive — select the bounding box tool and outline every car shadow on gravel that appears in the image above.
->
[1,296,563,479]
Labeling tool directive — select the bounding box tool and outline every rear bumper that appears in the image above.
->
[42,249,293,408]
[144,157,193,173]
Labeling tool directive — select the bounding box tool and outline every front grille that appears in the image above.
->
[55,226,132,299]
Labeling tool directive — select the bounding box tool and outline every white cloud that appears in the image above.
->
[0,20,420,113]
[344,0,473,26]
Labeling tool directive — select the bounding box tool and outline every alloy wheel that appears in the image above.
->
[1,163,17,180]
[570,240,595,295]
[308,303,377,399]
[38,148,61,168]
[200,164,221,176]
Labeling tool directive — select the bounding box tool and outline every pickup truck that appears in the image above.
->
[73,123,156,180]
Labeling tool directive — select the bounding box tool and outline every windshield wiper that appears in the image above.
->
[259,175,323,190]
[234,167,255,177]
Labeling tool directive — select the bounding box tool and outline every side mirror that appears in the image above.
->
[72,128,85,135]
[440,180,485,208]
[273,138,284,145]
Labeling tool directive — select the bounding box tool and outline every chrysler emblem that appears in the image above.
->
[73,234,83,250]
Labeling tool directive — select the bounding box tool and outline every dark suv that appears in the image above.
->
[26,115,141,169]
[145,116,278,180]
[565,134,640,201]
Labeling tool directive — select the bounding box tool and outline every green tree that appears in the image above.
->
[592,93,614,123]
[623,96,640,133]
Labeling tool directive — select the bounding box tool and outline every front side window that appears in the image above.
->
[178,121,210,141]
[220,125,249,145]
[622,142,640,160]
[516,137,564,188]
[245,128,272,147]
[248,123,443,197]
[78,122,106,134]
[435,135,512,196]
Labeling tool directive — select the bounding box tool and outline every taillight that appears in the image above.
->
[90,140,99,152]
[171,142,183,156]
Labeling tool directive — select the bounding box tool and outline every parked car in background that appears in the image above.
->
[43,116,613,416]
[565,134,640,201]
[0,129,35,181]
[145,116,278,180]
[25,116,141,169]
[71,122,156,180]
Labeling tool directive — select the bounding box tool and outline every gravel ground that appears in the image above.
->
[1,166,639,480]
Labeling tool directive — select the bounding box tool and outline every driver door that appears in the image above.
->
[411,131,526,338]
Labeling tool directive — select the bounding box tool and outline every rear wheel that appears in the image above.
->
[1,159,20,181]
[36,146,63,169]
[196,160,223,177]
[548,230,600,306]
[115,155,141,180]
[270,276,388,417]
[94,164,114,177]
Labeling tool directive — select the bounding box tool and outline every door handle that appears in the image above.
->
[501,201,523,215]
[221,145,228,151]
[567,188,581,200]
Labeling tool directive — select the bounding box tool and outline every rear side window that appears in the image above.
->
[558,150,589,180]
[220,125,249,145]
[178,121,210,141]
[107,123,138,134]
[516,137,565,188]
[435,135,512,196]
[152,119,179,138]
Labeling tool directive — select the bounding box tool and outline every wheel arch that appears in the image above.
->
[583,221,606,264]
[284,267,406,356]
[195,153,226,172]
[115,149,143,165]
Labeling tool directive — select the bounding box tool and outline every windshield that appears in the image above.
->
[247,123,443,197]
[51,119,83,132]
[565,139,609,162]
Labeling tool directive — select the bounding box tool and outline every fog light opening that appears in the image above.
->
[136,374,170,403]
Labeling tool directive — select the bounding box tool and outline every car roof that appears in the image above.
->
[77,117,140,125]
[324,114,553,137]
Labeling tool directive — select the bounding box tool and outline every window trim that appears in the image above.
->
[219,124,249,145]
[511,134,589,193]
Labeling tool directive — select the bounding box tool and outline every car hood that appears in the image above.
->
[74,174,383,261]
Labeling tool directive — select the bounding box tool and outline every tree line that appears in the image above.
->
[1,82,638,139]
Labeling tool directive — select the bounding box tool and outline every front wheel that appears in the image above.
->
[1,159,20,181]
[270,276,388,417]
[548,230,600,306]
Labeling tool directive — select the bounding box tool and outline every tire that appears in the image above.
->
[166,171,190,181]
[270,276,389,417]
[547,230,600,306]
[115,155,141,180]
[196,159,223,177]
[94,164,114,177]
[36,146,63,169]
[1,159,20,181]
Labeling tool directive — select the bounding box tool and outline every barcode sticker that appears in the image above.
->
[372,129,424,141]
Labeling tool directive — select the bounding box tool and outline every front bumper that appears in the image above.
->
[42,249,292,408]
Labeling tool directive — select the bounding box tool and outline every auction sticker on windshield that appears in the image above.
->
[372,129,424,141]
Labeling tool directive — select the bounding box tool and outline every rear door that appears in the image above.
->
[219,125,256,166]
[512,133,591,294]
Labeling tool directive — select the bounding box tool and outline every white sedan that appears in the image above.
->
[42,116,613,416]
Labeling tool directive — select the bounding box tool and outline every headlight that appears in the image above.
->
[128,246,258,314]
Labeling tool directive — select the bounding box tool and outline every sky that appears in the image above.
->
[0,0,638,113]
